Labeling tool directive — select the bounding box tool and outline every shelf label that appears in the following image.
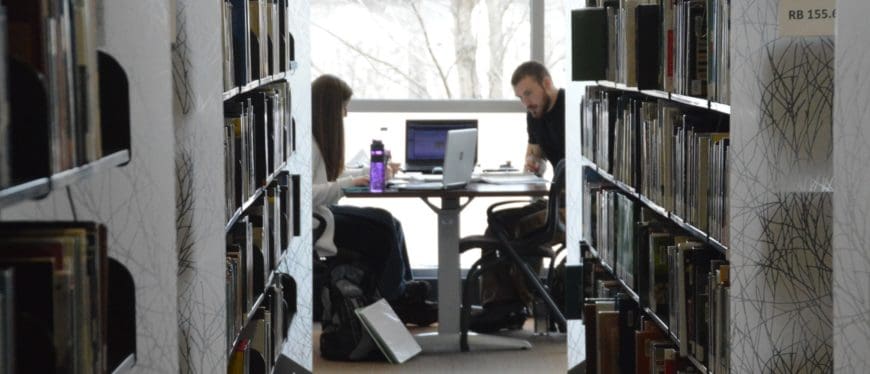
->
[778,0,836,37]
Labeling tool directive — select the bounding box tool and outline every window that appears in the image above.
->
[311,0,578,269]
[312,0,537,100]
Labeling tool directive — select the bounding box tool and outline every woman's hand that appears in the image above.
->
[387,162,401,179]
[352,176,369,186]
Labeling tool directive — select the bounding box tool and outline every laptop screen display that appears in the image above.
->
[405,120,478,165]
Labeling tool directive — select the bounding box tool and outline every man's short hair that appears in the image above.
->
[511,61,551,87]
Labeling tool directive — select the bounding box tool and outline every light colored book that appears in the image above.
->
[355,298,422,364]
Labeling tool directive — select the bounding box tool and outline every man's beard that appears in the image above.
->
[531,93,552,119]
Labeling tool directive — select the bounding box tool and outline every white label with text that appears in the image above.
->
[778,0,836,37]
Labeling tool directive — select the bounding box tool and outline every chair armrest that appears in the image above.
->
[458,234,502,253]
[485,199,535,218]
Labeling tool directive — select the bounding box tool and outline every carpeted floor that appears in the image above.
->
[312,319,567,374]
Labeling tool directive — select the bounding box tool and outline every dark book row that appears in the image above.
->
[0,222,136,374]
[0,2,131,193]
[579,186,730,373]
[572,0,729,103]
[582,85,729,245]
[226,272,296,374]
[226,174,298,373]
[222,0,296,92]
[224,81,294,224]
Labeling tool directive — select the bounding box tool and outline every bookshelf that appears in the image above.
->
[0,1,137,372]
[220,0,306,372]
[568,0,731,373]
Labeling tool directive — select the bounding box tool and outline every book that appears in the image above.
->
[635,4,660,90]
[0,222,107,372]
[230,0,251,86]
[354,298,421,364]
[615,293,640,373]
[0,267,13,374]
[634,321,666,374]
[571,8,608,81]
[222,0,236,90]
[596,310,619,374]
[0,6,9,189]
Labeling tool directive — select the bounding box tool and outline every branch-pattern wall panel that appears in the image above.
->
[279,0,313,370]
[0,2,181,372]
[172,0,227,373]
[833,0,870,371]
[730,0,834,372]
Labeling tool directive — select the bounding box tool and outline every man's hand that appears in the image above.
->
[524,144,546,176]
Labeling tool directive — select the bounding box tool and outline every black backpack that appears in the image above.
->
[319,262,386,361]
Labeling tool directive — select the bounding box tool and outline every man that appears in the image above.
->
[470,61,565,332]
[514,61,565,174]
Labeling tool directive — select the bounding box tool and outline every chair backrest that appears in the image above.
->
[510,159,565,248]
[313,212,327,242]
[542,159,567,238]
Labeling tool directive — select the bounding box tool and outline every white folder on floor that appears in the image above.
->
[355,298,422,364]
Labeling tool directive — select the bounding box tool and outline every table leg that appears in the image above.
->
[413,197,531,353]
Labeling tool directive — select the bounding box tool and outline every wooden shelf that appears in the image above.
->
[710,102,731,115]
[687,354,711,374]
[670,93,710,110]
[587,244,673,335]
[110,354,136,374]
[51,150,131,191]
[591,82,730,116]
[222,63,299,101]
[583,161,727,254]
[0,177,51,209]
[225,165,288,232]
[0,150,131,209]
[640,89,671,100]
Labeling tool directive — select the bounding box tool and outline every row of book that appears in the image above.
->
[226,178,296,352]
[0,222,135,373]
[580,187,730,372]
[224,82,293,221]
[222,0,296,91]
[582,86,729,244]
[571,0,730,103]
[1,1,130,190]
[227,275,296,374]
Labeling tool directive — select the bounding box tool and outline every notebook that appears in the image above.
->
[397,128,478,190]
[404,119,477,173]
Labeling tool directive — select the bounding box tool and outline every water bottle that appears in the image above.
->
[369,139,385,192]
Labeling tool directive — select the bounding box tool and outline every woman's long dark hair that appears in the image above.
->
[311,74,353,181]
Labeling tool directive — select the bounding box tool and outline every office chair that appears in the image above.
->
[458,159,567,351]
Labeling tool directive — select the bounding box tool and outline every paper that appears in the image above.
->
[480,174,548,185]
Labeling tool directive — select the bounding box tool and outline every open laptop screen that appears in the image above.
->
[405,119,478,171]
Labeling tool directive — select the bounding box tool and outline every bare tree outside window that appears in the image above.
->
[312,0,535,100]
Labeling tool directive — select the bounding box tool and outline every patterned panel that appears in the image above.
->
[730,0,834,372]
[279,0,314,370]
[172,0,227,373]
[564,80,586,367]
[1,2,181,373]
[833,0,870,371]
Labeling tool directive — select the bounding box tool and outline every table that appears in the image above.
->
[344,182,549,353]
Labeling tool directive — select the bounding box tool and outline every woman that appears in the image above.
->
[311,74,436,326]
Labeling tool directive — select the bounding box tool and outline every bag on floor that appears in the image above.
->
[319,262,386,361]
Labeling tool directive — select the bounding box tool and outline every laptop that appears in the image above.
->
[404,119,478,173]
[398,128,478,190]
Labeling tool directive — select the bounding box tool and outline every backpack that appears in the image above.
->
[319,262,386,361]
